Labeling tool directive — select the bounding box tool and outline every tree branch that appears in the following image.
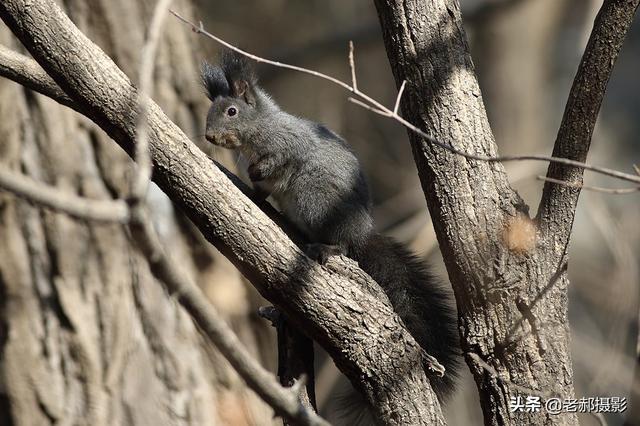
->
[537,0,640,245]
[3,30,640,187]
[0,44,75,109]
[372,0,584,424]
[0,166,129,222]
[537,175,640,195]
[171,11,640,187]
[0,0,445,423]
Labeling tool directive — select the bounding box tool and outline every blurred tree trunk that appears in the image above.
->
[0,1,275,425]
[471,0,565,155]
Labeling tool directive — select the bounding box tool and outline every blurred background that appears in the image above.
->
[0,0,638,425]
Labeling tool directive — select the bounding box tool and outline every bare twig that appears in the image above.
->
[348,40,357,92]
[2,20,639,187]
[537,175,640,195]
[393,80,407,116]
[0,166,129,222]
[170,11,640,186]
[132,0,172,200]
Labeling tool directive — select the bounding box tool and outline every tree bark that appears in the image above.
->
[374,0,638,424]
[0,1,277,425]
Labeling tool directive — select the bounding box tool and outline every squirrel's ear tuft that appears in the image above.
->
[220,49,257,104]
[201,61,230,101]
[220,49,257,87]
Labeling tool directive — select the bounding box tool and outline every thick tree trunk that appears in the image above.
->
[0,1,276,425]
[373,1,577,424]
[374,0,638,424]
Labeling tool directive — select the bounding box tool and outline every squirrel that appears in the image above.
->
[202,50,460,422]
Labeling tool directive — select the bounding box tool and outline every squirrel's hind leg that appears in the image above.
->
[304,243,345,265]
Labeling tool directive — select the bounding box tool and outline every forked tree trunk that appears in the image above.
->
[0,1,276,425]
[374,0,637,424]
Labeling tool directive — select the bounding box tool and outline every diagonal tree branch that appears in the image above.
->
[0,0,445,424]
[0,166,129,222]
[4,36,640,187]
[0,44,75,109]
[172,11,640,187]
[0,160,329,425]
[537,0,640,246]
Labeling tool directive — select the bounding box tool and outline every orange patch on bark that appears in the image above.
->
[504,215,537,253]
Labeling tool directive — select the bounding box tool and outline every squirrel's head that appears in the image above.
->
[202,50,259,150]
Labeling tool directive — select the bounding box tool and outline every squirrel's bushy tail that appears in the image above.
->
[324,234,460,424]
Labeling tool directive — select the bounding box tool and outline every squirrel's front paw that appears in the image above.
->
[248,155,275,182]
[305,243,344,265]
[247,162,266,182]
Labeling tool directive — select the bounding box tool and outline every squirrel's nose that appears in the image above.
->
[205,131,215,143]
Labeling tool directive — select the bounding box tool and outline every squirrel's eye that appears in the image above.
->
[227,106,237,117]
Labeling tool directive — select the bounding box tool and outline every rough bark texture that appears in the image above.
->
[373,0,638,425]
[0,1,277,425]
[0,0,447,424]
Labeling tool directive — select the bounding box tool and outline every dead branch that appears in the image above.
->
[170,10,640,186]
[0,166,129,222]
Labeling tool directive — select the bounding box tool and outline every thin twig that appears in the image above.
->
[537,175,640,195]
[170,11,640,186]
[0,167,129,222]
[133,0,172,200]
[348,40,357,92]
[172,12,352,92]
[348,96,390,116]
[2,16,637,187]
[393,80,407,116]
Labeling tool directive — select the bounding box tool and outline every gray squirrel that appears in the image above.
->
[202,50,460,420]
